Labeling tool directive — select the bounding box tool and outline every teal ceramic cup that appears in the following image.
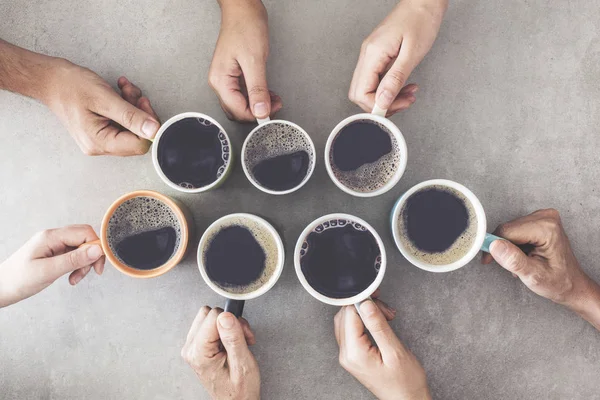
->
[390,179,502,273]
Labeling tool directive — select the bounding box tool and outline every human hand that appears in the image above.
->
[209,0,282,122]
[482,209,600,314]
[182,306,259,400]
[334,296,431,400]
[44,59,160,156]
[349,0,447,116]
[0,225,105,308]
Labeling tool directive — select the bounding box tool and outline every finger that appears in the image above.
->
[136,96,160,122]
[334,307,344,346]
[359,299,406,358]
[218,89,255,122]
[92,256,105,275]
[93,90,160,139]
[482,252,494,264]
[44,244,104,277]
[239,317,256,346]
[97,124,152,156]
[489,240,532,277]
[68,265,92,285]
[493,218,552,248]
[239,58,271,119]
[349,50,389,112]
[186,306,212,344]
[117,76,142,105]
[217,312,254,375]
[269,93,283,116]
[195,308,224,357]
[385,93,417,116]
[371,288,381,299]
[342,305,373,353]
[373,298,397,321]
[375,45,416,111]
[34,225,100,257]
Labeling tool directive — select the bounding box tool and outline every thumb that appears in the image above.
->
[217,312,253,371]
[46,244,104,276]
[375,48,414,110]
[240,59,271,119]
[102,93,160,139]
[489,240,531,276]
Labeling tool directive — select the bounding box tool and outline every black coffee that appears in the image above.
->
[244,122,314,192]
[252,150,310,191]
[202,216,280,294]
[300,219,381,299]
[330,120,401,193]
[115,227,177,270]
[106,196,181,270]
[398,186,477,265]
[157,117,230,189]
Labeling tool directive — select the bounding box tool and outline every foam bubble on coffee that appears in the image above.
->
[107,196,181,266]
[202,216,280,294]
[330,120,401,193]
[398,186,478,265]
[244,122,314,174]
[300,218,382,272]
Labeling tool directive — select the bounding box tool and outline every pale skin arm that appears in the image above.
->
[0,39,160,156]
[482,208,600,332]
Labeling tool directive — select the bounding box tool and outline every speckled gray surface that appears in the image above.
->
[1,0,600,399]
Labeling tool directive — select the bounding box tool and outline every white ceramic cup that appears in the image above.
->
[390,179,501,273]
[197,213,285,317]
[152,112,234,194]
[294,213,387,308]
[242,116,316,195]
[325,106,407,198]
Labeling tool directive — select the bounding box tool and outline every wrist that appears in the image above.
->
[563,274,600,330]
[218,0,264,13]
[402,0,448,19]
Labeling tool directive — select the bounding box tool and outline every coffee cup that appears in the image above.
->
[242,116,316,195]
[86,190,193,278]
[197,213,285,317]
[325,106,407,198]
[152,112,234,193]
[294,213,386,308]
[390,179,501,273]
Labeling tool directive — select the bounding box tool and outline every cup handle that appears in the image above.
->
[481,233,503,253]
[353,296,372,314]
[78,239,102,249]
[256,116,271,125]
[225,299,245,318]
[371,104,387,118]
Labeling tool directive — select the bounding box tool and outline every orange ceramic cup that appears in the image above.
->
[90,190,194,278]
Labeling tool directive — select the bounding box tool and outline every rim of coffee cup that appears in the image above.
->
[100,190,190,278]
[294,213,387,306]
[390,179,487,273]
[151,112,233,194]
[197,213,286,301]
[324,113,408,198]
[241,119,316,195]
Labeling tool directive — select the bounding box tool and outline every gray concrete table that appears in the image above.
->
[1,0,600,399]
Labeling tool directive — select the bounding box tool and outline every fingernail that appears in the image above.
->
[360,300,377,317]
[377,90,394,108]
[218,313,235,329]
[490,240,507,258]
[389,305,397,314]
[142,119,159,138]
[253,102,268,118]
[409,86,419,94]
[72,274,83,285]
[86,245,103,259]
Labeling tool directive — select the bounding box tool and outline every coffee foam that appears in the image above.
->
[244,122,314,184]
[202,216,280,295]
[330,119,401,193]
[398,186,478,265]
[167,117,230,190]
[299,218,382,272]
[106,197,182,266]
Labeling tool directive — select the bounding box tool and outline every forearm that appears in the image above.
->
[566,276,600,332]
[0,39,57,103]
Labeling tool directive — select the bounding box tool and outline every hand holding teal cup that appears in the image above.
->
[390,179,502,273]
